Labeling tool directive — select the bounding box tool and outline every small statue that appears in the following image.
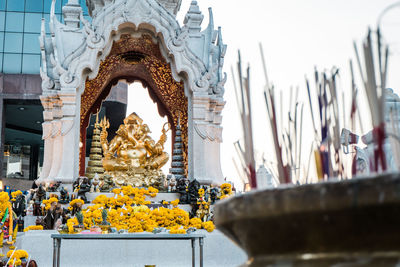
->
[206,209,214,222]
[176,178,190,204]
[47,181,61,192]
[75,177,91,203]
[35,184,46,202]
[33,201,42,216]
[195,202,209,221]
[188,179,200,205]
[59,187,69,204]
[209,187,220,204]
[12,193,26,218]
[92,173,101,193]
[27,189,35,202]
[43,200,60,230]
[26,200,34,216]
[100,175,115,192]
[168,174,177,192]
[73,177,81,192]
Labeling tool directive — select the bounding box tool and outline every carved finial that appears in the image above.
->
[184,1,204,34]
[62,0,82,28]
[157,0,182,16]
[95,109,100,127]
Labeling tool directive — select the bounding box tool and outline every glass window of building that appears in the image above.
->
[22,54,40,74]
[6,0,24,12]
[0,0,89,74]
[0,32,3,51]
[3,53,21,73]
[26,0,44,13]
[0,0,5,11]
[0,11,5,30]
[5,12,24,32]
[4,32,22,53]
[24,13,42,33]
[23,33,40,53]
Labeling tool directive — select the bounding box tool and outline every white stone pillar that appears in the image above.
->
[207,98,224,185]
[47,97,63,181]
[192,94,224,185]
[37,95,55,183]
[192,95,208,184]
[55,90,79,183]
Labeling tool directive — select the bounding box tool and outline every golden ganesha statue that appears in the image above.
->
[99,112,170,187]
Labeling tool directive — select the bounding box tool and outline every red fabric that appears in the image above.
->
[373,123,387,172]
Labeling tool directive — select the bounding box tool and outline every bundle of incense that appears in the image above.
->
[260,44,290,184]
[305,67,347,181]
[353,28,388,172]
[231,51,257,188]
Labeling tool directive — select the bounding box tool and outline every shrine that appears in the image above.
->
[37,0,227,186]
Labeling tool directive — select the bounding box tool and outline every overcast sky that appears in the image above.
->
[128,0,400,188]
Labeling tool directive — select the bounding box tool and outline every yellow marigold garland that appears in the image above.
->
[170,199,179,207]
[42,197,58,210]
[10,190,22,201]
[202,221,215,232]
[220,183,233,200]
[198,188,205,197]
[64,186,217,234]
[189,218,202,229]
[23,225,43,232]
[6,249,29,265]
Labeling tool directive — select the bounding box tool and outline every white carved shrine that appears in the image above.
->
[37,0,227,185]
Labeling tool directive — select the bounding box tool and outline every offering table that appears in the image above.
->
[51,233,205,267]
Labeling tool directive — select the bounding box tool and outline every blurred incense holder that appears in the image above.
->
[214,173,400,266]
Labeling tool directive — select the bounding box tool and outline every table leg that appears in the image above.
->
[199,237,204,267]
[191,238,196,267]
[52,239,57,267]
[56,239,61,267]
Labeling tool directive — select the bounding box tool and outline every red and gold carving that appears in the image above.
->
[79,34,188,176]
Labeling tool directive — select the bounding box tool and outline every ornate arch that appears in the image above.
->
[39,0,226,185]
[79,34,188,175]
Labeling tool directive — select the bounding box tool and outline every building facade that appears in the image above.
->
[0,0,127,182]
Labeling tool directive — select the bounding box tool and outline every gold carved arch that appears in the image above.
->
[79,34,188,176]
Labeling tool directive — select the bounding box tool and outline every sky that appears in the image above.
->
[128,0,400,189]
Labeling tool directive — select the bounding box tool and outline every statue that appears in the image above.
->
[176,178,190,204]
[35,184,46,203]
[100,112,170,187]
[209,187,220,204]
[33,201,42,216]
[99,174,115,192]
[74,177,91,203]
[92,173,101,192]
[168,174,177,192]
[188,179,200,205]
[43,200,61,230]
[12,194,26,218]
[47,181,61,192]
[59,187,69,204]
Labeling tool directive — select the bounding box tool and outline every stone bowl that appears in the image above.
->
[214,173,400,266]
